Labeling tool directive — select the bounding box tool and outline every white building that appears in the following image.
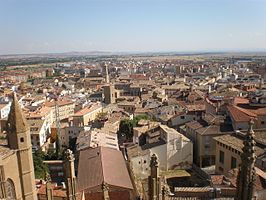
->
[28,119,49,151]
[129,123,193,179]
[0,102,11,119]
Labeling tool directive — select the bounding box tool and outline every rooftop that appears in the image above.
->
[214,134,264,156]
[77,146,133,192]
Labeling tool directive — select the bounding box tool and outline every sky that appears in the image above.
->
[0,0,266,55]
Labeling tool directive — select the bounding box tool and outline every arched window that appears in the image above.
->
[5,178,16,200]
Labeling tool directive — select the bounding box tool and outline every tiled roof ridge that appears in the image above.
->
[233,105,257,118]
[99,146,105,185]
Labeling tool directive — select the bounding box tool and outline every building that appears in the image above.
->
[28,119,49,151]
[77,146,134,200]
[45,99,75,121]
[76,128,119,151]
[185,117,231,168]
[0,93,37,200]
[39,149,84,200]
[214,133,264,176]
[118,101,138,114]
[128,122,193,178]
[103,85,119,104]
[0,102,11,132]
[72,103,103,127]
[226,100,266,131]
[0,102,11,119]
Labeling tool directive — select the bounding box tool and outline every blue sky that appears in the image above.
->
[0,0,266,54]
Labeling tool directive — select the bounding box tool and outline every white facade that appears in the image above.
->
[29,119,48,150]
[170,113,201,127]
[130,125,193,179]
[0,102,11,119]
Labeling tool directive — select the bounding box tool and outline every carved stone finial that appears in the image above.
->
[64,149,74,161]
[45,173,51,182]
[248,119,255,135]
[102,182,109,192]
[235,119,257,200]
[150,154,158,168]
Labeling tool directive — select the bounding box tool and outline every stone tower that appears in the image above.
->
[148,154,161,200]
[235,120,256,200]
[63,149,77,200]
[6,93,37,200]
[103,85,116,104]
[102,62,110,84]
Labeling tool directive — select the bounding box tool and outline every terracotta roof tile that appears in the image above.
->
[227,105,254,122]
[77,147,133,192]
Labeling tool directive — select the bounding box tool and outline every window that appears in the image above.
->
[58,172,64,176]
[219,151,224,164]
[5,179,16,199]
[261,121,265,125]
[20,137,24,142]
[181,116,185,119]
[231,157,237,169]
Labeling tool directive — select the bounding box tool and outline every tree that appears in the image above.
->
[96,112,108,121]
[33,150,49,179]
[132,115,149,126]
[117,115,150,141]
[118,119,134,140]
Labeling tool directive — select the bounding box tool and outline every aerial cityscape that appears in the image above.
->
[0,0,266,200]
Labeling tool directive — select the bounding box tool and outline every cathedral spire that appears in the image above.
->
[235,120,256,200]
[7,92,29,134]
[6,92,30,150]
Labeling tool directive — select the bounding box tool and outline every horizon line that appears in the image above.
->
[1,49,266,57]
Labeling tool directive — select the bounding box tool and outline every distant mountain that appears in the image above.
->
[1,50,266,60]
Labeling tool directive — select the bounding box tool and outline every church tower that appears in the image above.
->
[102,62,110,84]
[6,93,37,200]
[235,120,256,200]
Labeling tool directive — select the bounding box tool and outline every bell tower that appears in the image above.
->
[6,93,37,200]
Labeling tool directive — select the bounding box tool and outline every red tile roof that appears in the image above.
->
[37,183,66,197]
[227,167,266,190]
[45,100,74,107]
[227,105,256,122]
[73,104,102,117]
[233,97,249,105]
[77,147,133,193]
